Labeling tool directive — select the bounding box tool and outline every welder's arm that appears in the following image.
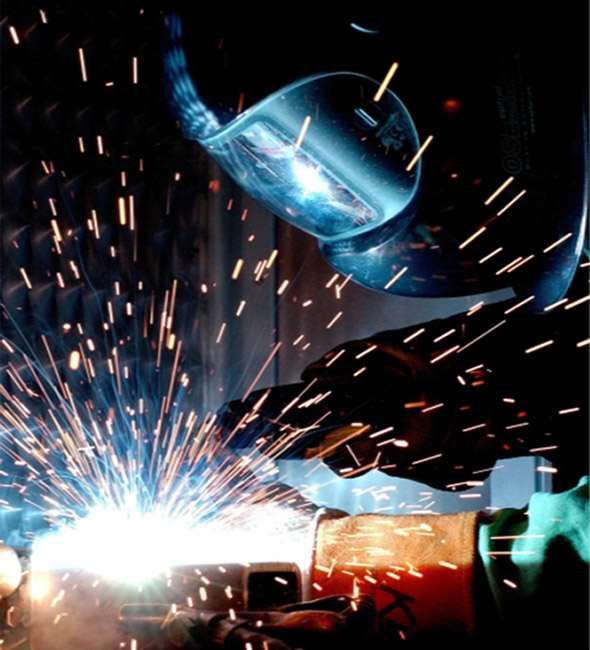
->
[217,298,588,490]
[217,317,500,491]
[310,476,589,646]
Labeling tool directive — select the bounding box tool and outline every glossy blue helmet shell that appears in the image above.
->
[163,11,588,312]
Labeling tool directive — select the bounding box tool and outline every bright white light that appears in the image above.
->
[30,577,51,600]
[32,504,312,584]
[293,162,328,195]
[32,508,190,582]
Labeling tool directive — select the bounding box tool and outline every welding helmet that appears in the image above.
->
[163,7,588,312]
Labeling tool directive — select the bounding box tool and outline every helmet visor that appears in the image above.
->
[201,72,422,241]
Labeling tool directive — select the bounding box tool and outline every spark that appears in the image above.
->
[326,312,343,329]
[564,294,590,310]
[479,247,503,263]
[336,274,354,294]
[456,320,506,354]
[406,135,433,172]
[404,402,426,409]
[68,351,81,371]
[439,561,458,570]
[447,480,484,489]
[496,189,526,216]
[386,571,401,580]
[430,345,460,364]
[2,246,311,592]
[529,446,557,453]
[384,266,408,289]
[506,254,535,273]
[266,249,279,268]
[459,227,486,249]
[505,422,528,430]
[421,403,443,413]
[132,56,138,84]
[543,232,573,253]
[1,340,15,353]
[254,261,266,282]
[325,274,339,288]
[129,196,135,231]
[403,328,425,343]
[231,258,244,280]
[19,268,33,289]
[544,298,569,311]
[412,453,442,465]
[9,26,20,44]
[433,328,456,343]
[373,62,399,102]
[375,437,398,447]
[462,423,486,432]
[558,407,580,414]
[355,344,378,359]
[241,343,282,401]
[490,534,545,540]
[78,48,88,82]
[295,115,312,148]
[325,349,346,367]
[524,340,554,354]
[503,579,518,589]
[496,256,523,275]
[118,197,127,225]
[484,551,535,556]
[277,280,289,295]
[90,210,100,238]
[484,176,514,205]
[504,296,535,314]
[237,92,245,114]
[536,466,558,474]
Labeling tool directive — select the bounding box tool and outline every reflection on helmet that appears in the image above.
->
[163,13,421,242]
[201,72,421,241]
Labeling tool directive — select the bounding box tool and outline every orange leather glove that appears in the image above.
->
[311,509,481,644]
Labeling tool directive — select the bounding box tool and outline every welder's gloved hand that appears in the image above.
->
[217,298,588,491]
[217,329,502,491]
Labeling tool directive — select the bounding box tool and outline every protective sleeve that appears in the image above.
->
[312,510,481,644]
[311,478,588,646]
[478,475,589,646]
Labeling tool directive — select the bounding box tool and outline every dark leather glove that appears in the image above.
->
[217,297,588,491]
